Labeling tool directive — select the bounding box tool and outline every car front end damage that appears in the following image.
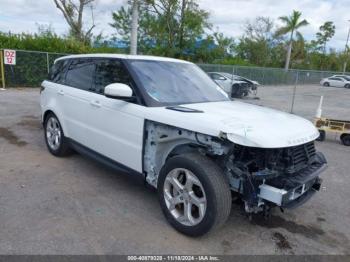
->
[143,121,327,216]
[222,141,327,213]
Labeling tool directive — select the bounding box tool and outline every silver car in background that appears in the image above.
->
[208,72,259,98]
[320,76,350,88]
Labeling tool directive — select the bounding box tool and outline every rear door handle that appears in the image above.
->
[90,100,101,108]
[57,90,64,96]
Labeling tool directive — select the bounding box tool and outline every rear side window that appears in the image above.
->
[48,59,69,84]
[94,59,133,94]
[65,59,95,91]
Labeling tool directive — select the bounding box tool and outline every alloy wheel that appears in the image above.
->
[163,168,207,226]
[46,117,62,151]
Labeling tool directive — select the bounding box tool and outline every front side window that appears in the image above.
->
[94,59,133,94]
[128,60,229,106]
[65,59,95,91]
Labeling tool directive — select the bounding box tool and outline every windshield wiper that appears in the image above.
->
[166,106,204,113]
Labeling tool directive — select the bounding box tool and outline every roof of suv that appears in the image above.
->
[55,54,191,64]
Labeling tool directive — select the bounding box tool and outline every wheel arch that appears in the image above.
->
[143,120,228,188]
[42,109,68,136]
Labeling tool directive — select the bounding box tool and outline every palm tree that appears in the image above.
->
[276,10,309,70]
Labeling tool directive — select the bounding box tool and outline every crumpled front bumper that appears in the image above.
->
[258,152,327,208]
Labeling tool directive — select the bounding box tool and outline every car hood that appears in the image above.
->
[144,101,319,148]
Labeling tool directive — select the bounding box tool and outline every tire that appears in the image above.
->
[323,82,330,87]
[231,85,239,98]
[316,130,326,141]
[157,153,232,237]
[44,113,72,156]
[341,134,350,146]
[345,84,350,89]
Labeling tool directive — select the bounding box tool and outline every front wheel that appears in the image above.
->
[158,153,232,237]
[345,84,350,89]
[323,82,330,87]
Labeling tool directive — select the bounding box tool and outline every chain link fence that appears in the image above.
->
[198,64,341,86]
[1,49,349,122]
[1,49,68,87]
[199,64,349,121]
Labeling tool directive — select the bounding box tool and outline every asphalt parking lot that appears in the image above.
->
[0,85,349,255]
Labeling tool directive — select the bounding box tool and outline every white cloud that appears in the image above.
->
[0,0,349,50]
[199,0,350,51]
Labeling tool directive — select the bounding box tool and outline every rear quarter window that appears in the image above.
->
[48,59,70,84]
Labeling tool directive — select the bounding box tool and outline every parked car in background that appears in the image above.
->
[320,77,350,88]
[207,72,254,98]
[231,74,260,95]
[330,75,350,81]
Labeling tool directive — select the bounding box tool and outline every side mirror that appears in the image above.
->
[104,83,133,99]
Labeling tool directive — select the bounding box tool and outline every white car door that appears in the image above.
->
[82,59,144,172]
[58,58,96,145]
[330,77,343,87]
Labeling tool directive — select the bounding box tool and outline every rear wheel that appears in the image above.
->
[345,84,350,89]
[341,134,350,146]
[323,82,330,87]
[158,153,232,236]
[316,130,326,141]
[44,113,72,156]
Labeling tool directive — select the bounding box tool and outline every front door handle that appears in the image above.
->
[57,90,64,96]
[90,100,101,108]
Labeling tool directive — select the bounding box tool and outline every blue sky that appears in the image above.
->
[0,0,349,51]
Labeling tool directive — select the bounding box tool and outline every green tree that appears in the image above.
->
[53,0,96,44]
[235,17,282,67]
[276,10,309,70]
[110,0,210,57]
[316,21,335,54]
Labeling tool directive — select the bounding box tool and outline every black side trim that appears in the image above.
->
[67,138,145,180]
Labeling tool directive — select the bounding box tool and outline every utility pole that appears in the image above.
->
[342,20,350,74]
[130,0,139,55]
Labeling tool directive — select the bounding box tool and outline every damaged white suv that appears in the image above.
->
[41,54,327,236]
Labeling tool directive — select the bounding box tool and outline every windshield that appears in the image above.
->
[128,60,229,106]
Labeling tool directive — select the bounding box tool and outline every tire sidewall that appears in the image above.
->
[157,156,219,236]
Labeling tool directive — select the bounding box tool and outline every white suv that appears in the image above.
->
[41,54,327,236]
